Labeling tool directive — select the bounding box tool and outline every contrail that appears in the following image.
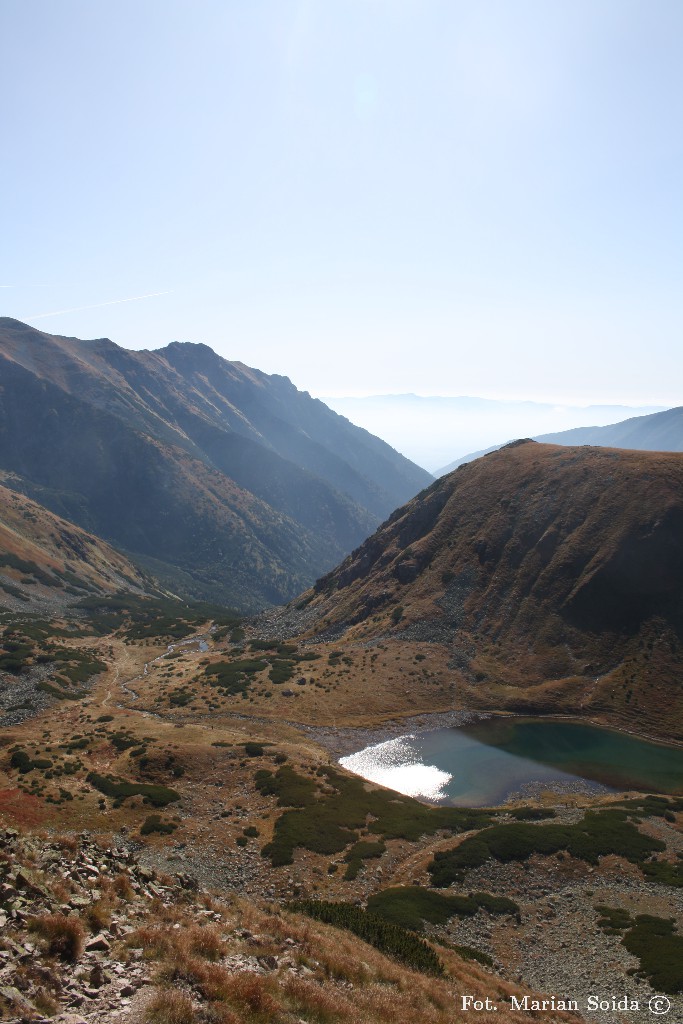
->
[26,291,172,319]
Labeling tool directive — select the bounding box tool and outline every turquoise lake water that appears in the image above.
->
[339,717,683,806]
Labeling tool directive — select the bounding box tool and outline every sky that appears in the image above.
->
[2,0,682,406]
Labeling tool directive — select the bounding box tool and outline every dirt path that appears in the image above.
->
[385,829,480,887]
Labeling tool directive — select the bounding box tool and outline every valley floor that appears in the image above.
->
[1,613,682,1023]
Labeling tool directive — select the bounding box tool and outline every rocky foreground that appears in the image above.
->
[0,826,585,1024]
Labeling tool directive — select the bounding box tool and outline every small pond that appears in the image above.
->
[339,717,683,806]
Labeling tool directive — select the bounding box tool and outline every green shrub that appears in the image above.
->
[86,772,180,808]
[204,658,266,696]
[269,659,295,684]
[10,750,33,773]
[257,765,490,868]
[288,900,444,976]
[429,810,666,886]
[509,807,556,820]
[344,840,385,880]
[140,814,178,836]
[641,855,683,887]
[451,944,493,967]
[597,908,683,994]
[366,887,519,931]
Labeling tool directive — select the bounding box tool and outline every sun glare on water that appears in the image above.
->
[340,735,452,802]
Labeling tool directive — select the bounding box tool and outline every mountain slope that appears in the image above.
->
[0,319,431,608]
[436,405,683,475]
[0,479,150,611]
[295,441,683,738]
[536,405,683,451]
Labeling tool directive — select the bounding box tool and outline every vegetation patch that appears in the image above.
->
[36,680,87,700]
[0,553,56,586]
[641,854,683,887]
[509,807,556,820]
[256,765,491,867]
[344,840,386,880]
[204,658,267,696]
[429,810,667,886]
[595,906,683,994]
[288,900,444,976]
[29,914,85,962]
[366,887,519,931]
[244,742,265,757]
[269,658,295,684]
[10,750,52,774]
[451,944,494,967]
[0,634,35,673]
[77,594,239,640]
[140,814,178,836]
[86,772,180,808]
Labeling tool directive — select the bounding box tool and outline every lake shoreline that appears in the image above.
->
[289,707,492,758]
[324,712,683,807]
[297,707,683,760]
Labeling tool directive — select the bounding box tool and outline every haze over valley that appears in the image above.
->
[321,394,668,472]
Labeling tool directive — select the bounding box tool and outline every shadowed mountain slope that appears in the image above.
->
[0,319,431,608]
[298,441,683,737]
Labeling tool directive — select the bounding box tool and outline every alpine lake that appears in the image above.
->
[340,716,683,806]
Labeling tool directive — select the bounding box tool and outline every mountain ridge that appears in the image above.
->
[0,318,431,609]
[286,440,683,739]
[437,405,683,475]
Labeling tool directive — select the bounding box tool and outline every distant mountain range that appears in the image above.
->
[321,393,665,471]
[295,440,683,739]
[436,405,683,475]
[0,318,431,609]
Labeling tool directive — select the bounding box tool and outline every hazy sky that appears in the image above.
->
[2,1,682,404]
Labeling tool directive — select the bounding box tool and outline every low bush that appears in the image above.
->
[30,913,85,962]
[289,900,444,976]
[366,887,519,930]
[451,944,494,966]
[257,764,490,867]
[429,810,666,886]
[141,814,178,836]
[596,907,683,994]
[509,807,556,820]
[87,772,180,808]
[344,840,386,880]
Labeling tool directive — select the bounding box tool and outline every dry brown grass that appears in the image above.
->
[50,879,72,903]
[202,1003,241,1024]
[149,897,187,923]
[30,913,85,962]
[129,925,175,961]
[85,898,113,933]
[113,871,135,900]
[184,924,226,961]
[32,988,60,1017]
[281,974,353,1021]
[144,988,196,1024]
[53,834,79,854]
[214,972,279,1017]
